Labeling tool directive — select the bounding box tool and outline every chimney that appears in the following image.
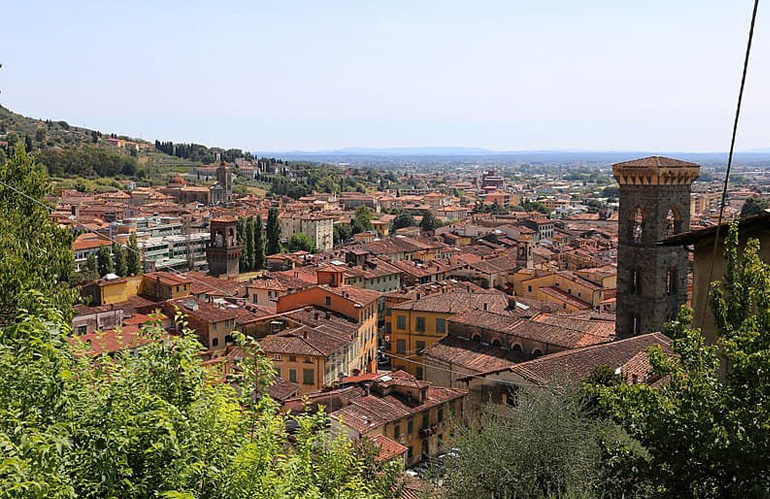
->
[483,302,488,311]
[314,312,320,320]
[416,293,421,300]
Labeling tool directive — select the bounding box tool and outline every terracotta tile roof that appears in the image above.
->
[466,332,672,384]
[144,272,191,287]
[370,435,408,462]
[468,253,521,274]
[166,297,237,323]
[72,232,112,251]
[390,291,512,314]
[331,384,464,433]
[259,323,352,357]
[612,156,700,169]
[272,267,319,287]
[449,309,613,349]
[384,280,495,301]
[267,377,302,402]
[531,312,615,337]
[186,271,247,297]
[538,286,593,310]
[422,336,523,373]
[69,326,157,356]
[321,284,382,306]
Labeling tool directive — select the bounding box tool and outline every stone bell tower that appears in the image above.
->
[206,216,242,277]
[613,156,700,338]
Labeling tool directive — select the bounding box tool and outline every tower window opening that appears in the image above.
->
[631,207,644,245]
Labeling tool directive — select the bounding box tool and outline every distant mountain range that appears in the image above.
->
[253,146,770,166]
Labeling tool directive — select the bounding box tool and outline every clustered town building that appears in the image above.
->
[57,154,758,469]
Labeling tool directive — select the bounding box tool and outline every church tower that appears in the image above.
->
[206,216,242,277]
[613,156,700,338]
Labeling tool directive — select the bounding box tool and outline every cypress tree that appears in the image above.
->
[96,244,113,277]
[237,217,247,271]
[84,253,99,281]
[266,208,282,255]
[112,242,127,277]
[254,214,265,271]
[126,233,142,276]
[245,216,255,271]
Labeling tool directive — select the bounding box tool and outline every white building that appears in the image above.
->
[281,214,335,251]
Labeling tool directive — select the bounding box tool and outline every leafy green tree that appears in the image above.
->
[351,205,373,234]
[245,216,255,270]
[419,210,440,232]
[0,300,403,499]
[596,223,770,498]
[254,215,265,270]
[440,383,614,499]
[391,211,415,230]
[740,196,770,218]
[84,253,99,281]
[112,242,127,277]
[287,233,316,253]
[334,224,352,246]
[520,201,551,215]
[126,233,142,276]
[266,208,282,255]
[96,244,113,277]
[0,144,76,326]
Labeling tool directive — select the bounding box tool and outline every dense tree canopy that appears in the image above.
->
[0,145,77,327]
[37,145,137,178]
[391,211,416,231]
[419,210,440,232]
[0,305,402,498]
[266,208,282,255]
[287,233,316,253]
[0,146,403,499]
[352,205,373,235]
[596,223,770,498]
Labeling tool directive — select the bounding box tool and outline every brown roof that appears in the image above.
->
[186,271,247,297]
[538,286,593,310]
[267,377,302,402]
[466,332,672,384]
[69,326,158,356]
[390,291,511,314]
[144,272,191,287]
[449,309,614,349]
[321,284,382,307]
[370,435,408,462]
[612,156,700,169]
[259,323,353,357]
[165,297,237,323]
[422,336,523,373]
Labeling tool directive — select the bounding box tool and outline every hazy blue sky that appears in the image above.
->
[1,1,768,152]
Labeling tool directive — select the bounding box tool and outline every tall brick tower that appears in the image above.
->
[206,216,242,277]
[613,156,700,338]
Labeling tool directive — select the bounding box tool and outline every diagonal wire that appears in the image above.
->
[696,0,761,333]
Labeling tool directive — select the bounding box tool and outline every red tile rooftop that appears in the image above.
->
[612,156,700,168]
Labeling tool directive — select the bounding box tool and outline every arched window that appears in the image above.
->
[630,313,640,335]
[631,268,642,295]
[666,267,678,295]
[532,349,543,358]
[665,207,681,238]
[491,338,502,348]
[511,343,523,354]
[471,334,482,343]
[630,206,644,245]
